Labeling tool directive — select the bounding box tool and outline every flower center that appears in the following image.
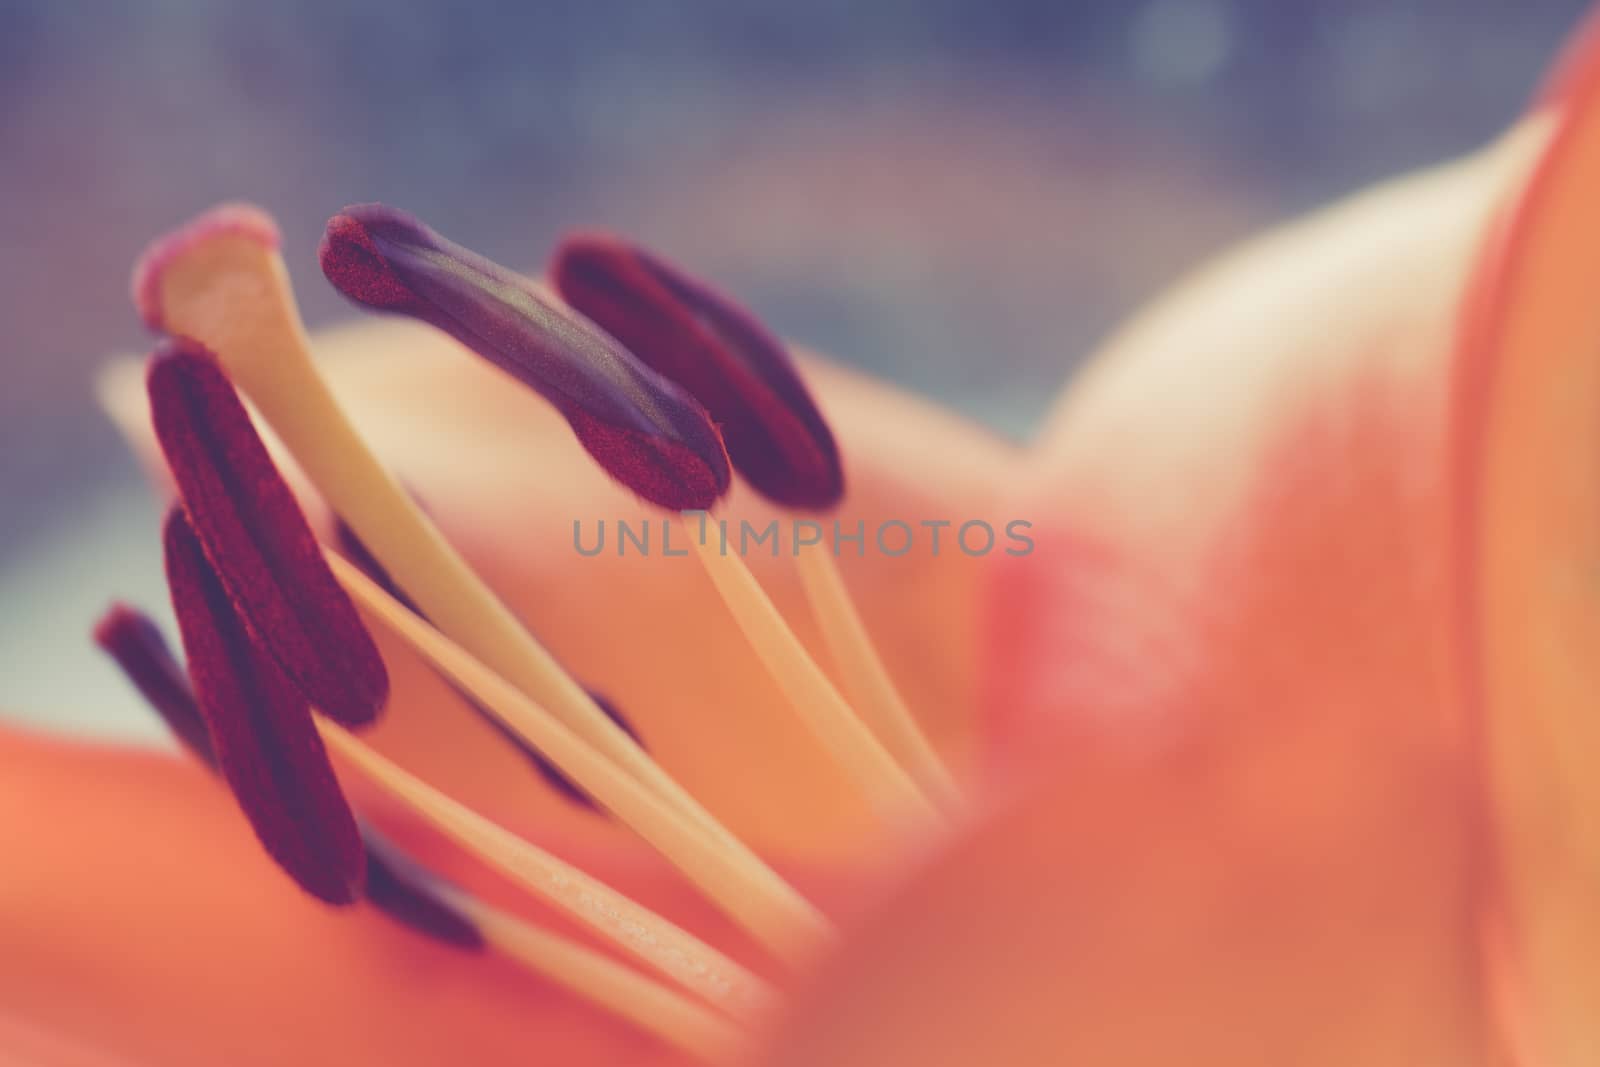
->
[99,204,966,1061]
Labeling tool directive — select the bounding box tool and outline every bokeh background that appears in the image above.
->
[1,0,1591,737]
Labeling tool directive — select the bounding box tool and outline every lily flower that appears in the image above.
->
[8,15,1600,1066]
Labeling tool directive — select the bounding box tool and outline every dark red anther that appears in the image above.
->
[553,234,844,510]
[163,507,366,906]
[93,603,217,768]
[318,205,731,511]
[147,342,388,726]
[362,831,485,949]
[96,597,484,948]
[336,513,646,811]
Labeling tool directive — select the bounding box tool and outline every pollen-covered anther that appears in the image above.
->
[94,603,217,766]
[162,507,366,905]
[553,233,844,509]
[147,341,388,725]
[318,204,731,511]
[95,600,486,945]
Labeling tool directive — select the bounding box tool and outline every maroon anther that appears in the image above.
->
[163,508,366,906]
[97,599,484,947]
[147,342,388,726]
[553,234,844,509]
[94,603,217,767]
[318,205,731,510]
[362,831,485,949]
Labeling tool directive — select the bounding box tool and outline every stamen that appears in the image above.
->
[317,719,780,1022]
[134,202,748,860]
[92,603,216,766]
[94,603,485,952]
[334,514,645,810]
[793,550,963,806]
[682,520,934,820]
[328,550,834,965]
[450,895,745,1062]
[552,233,842,508]
[147,343,387,726]
[318,204,730,511]
[553,236,955,806]
[93,602,752,1053]
[364,836,750,1060]
[360,830,484,949]
[162,508,365,905]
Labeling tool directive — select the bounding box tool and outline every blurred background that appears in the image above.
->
[0,0,1592,737]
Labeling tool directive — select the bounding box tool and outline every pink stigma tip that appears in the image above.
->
[131,203,281,332]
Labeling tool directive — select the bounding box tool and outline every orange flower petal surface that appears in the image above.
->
[1457,13,1600,1060]
[752,751,1491,1066]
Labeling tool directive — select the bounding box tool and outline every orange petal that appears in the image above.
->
[750,752,1490,1066]
[988,113,1549,744]
[104,322,1017,859]
[0,724,698,1067]
[984,116,1549,769]
[950,97,1557,1065]
[1457,13,1600,1060]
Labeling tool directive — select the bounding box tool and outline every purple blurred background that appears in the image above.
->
[0,0,1591,732]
